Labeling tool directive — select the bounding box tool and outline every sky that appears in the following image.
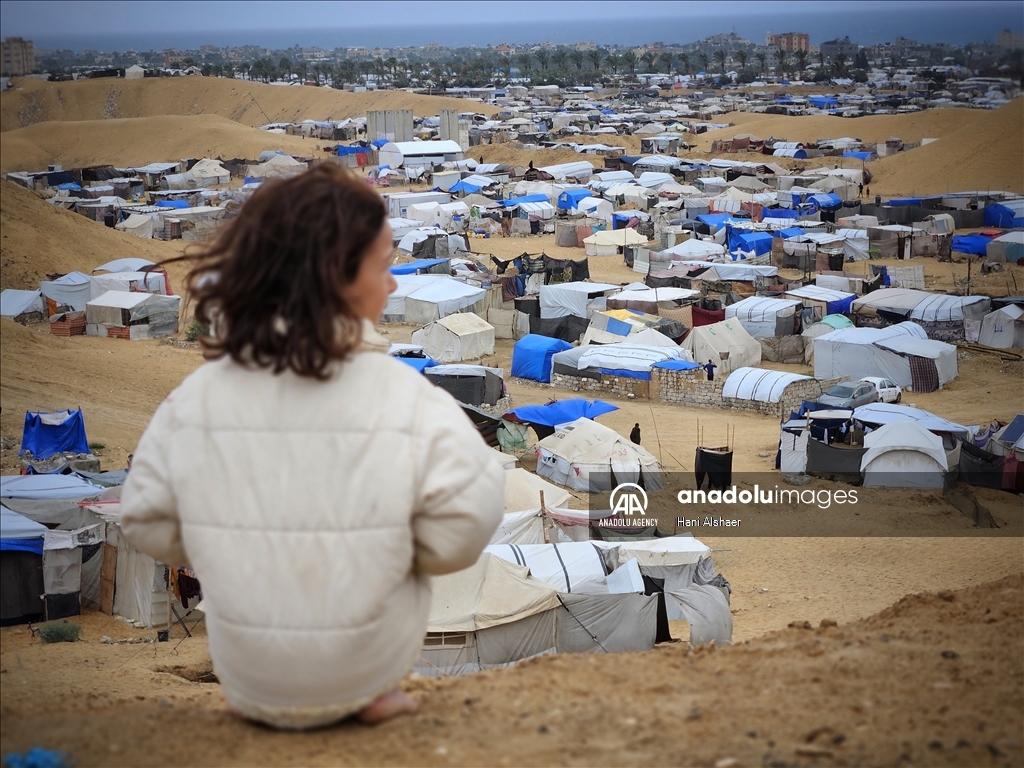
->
[2,1,1021,52]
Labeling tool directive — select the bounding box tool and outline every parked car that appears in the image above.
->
[859,377,903,403]
[817,381,880,409]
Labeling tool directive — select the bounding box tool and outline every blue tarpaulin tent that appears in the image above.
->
[809,193,842,211]
[511,335,572,383]
[336,145,370,157]
[729,228,773,257]
[556,188,592,210]
[984,200,1024,228]
[651,359,701,371]
[449,178,486,194]
[155,199,190,209]
[505,398,618,426]
[843,151,875,161]
[886,198,923,206]
[390,258,450,275]
[951,234,993,256]
[20,410,89,459]
[774,227,805,239]
[697,212,734,230]
[371,138,389,148]
[395,356,437,373]
[763,207,799,219]
[808,96,839,109]
[499,194,550,207]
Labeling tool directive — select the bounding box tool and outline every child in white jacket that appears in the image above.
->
[121,165,505,729]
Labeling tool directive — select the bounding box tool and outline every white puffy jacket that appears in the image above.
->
[121,323,504,728]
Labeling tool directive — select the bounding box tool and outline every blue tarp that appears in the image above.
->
[617,155,642,166]
[390,258,449,275]
[395,356,437,373]
[697,213,734,230]
[729,229,773,257]
[56,182,81,191]
[809,193,842,210]
[843,151,875,161]
[887,198,923,206]
[775,227,805,239]
[0,537,43,555]
[510,335,572,383]
[505,398,618,426]
[808,96,839,109]
[651,359,701,371]
[556,188,592,210]
[598,368,651,380]
[984,202,1024,228]
[371,138,389,148]
[155,199,189,209]
[21,410,89,459]
[336,145,370,157]
[449,178,486,194]
[951,234,993,256]
[763,207,799,219]
[499,194,550,207]
[826,296,855,315]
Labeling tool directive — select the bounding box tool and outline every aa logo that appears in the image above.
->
[610,483,648,516]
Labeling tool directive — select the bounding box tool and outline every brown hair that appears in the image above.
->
[170,163,387,379]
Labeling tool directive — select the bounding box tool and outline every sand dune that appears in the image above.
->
[0,76,498,132]
[0,114,320,173]
[0,179,186,290]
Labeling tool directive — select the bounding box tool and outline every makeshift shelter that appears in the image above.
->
[511,335,573,383]
[114,213,158,239]
[245,153,306,179]
[504,399,618,441]
[987,415,1024,457]
[784,285,855,316]
[39,272,91,313]
[724,296,801,338]
[851,289,990,325]
[583,309,686,346]
[983,198,1024,229]
[425,365,504,406]
[861,422,948,489]
[0,505,47,625]
[88,270,167,300]
[679,319,761,374]
[0,289,44,323]
[852,403,970,441]
[85,291,181,340]
[378,140,464,169]
[189,158,231,185]
[539,282,618,319]
[386,276,486,324]
[801,314,853,363]
[535,417,661,492]
[410,313,495,363]
[986,231,1024,264]
[605,287,699,315]
[583,229,649,257]
[662,239,726,260]
[978,305,1024,349]
[813,322,956,391]
[722,367,810,403]
[21,409,89,459]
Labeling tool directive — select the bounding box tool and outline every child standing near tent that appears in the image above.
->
[120,164,504,729]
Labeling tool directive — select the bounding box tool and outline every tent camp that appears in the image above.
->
[510,335,573,383]
[583,229,649,257]
[813,322,957,391]
[535,417,662,492]
[410,313,495,363]
[724,296,802,338]
[385,276,486,324]
[978,305,1024,349]
[860,421,949,489]
[85,291,181,340]
[679,319,761,374]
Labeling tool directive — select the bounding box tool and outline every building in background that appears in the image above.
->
[2,37,35,76]
[997,29,1024,50]
[820,36,860,61]
[765,32,810,53]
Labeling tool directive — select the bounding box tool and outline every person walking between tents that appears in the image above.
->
[704,359,718,382]
[630,423,642,445]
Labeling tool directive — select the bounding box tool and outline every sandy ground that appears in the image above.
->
[1,82,1022,766]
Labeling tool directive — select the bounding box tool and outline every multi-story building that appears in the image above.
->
[820,36,860,61]
[766,32,809,52]
[997,29,1024,50]
[2,37,35,76]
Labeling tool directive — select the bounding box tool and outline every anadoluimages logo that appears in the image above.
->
[609,483,648,516]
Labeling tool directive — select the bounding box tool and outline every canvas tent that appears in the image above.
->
[583,229,649,257]
[535,417,661,492]
[0,289,44,322]
[851,289,990,324]
[679,319,761,374]
[852,403,970,441]
[39,272,91,312]
[860,421,948,489]
[85,291,181,340]
[986,231,1024,264]
[245,153,306,179]
[978,305,1024,349]
[662,239,727,260]
[114,213,158,239]
[724,296,801,338]
[722,367,810,403]
[411,313,495,363]
[539,282,618,319]
[385,276,486,324]
[424,365,504,406]
[88,270,167,300]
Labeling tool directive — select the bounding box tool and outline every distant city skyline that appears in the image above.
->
[2,1,1022,52]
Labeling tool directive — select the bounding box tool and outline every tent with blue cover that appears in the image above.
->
[0,474,103,501]
[809,193,842,211]
[389,258,450,276]
[499,194,551,208]
[504,399,618,440]
[511,335,572,383]
[843,151,877,161]
[20,410,89,459]
[556,188,592,210]
[729,229,773,258]
[951,234,993,256]
[983,199,1024,229]
[155,199,190,209]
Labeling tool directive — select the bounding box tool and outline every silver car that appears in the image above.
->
[817,381,880,409]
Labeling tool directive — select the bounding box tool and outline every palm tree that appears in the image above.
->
[279,57,292,80]
[570,50,584,71]
[677,53,689,75]
[735,50,748,72]
[587,48,602,73]
[641,51,657,74]
[833,52,849,78]
[658,51,674,74]
[755,51,767,75]
[499,53,512,80]
[794,50,808,79]
[534,48,550,71]
[775,50,788,78]
[713,49,726,75]
[621,50,638,77]
[517,52,533,77]
[551,48,568,73]
[605,52,621,75]
[696,52,709,74]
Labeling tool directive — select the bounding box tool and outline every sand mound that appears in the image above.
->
[867,98,1024,196]
[0,179,185,289]
[0,572,1018,766]
[0,76,498,132]
[0,114,318,173]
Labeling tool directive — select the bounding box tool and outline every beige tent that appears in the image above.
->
[114,213,157,239]
[189,158,231,185]
[410,312,494,363]
[504,468,571,513]
[583,228,649,256]
[245,154,306,179]
[680,319,761,374]
[535,417,661,492]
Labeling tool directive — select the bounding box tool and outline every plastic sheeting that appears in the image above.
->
[667,585,733,646]
[486,542,608,595]
[722,367,810,402]
[40,272,91,311]
[510,335,572,383]
[20,409,89,459]
[0,474,102,500]
[0,289,43,318]
[852,403,969,439]
[410,313,494,363]
[539,282,617,319]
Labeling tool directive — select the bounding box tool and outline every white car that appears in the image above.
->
[859,377,903,403]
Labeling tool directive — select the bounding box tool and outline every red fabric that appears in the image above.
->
[692,306,726,327]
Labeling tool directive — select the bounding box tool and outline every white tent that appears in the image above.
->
[978,305,1024,349]
[93,258,155,273]
[663,239,726,260]
[486,542,609,594]
[813,322,957,389]
[576,196,613,222]
[583,228,649,256]
[503,468,571,514]
[410,313,494,363]
[40,272,91,312]
[189,159,230,185]
[853,403,970,440]
[860,421,948,489]
[85,290,181,340]
[679,319,761,374]
[89,271,166,300]
[245,153,306,179]
[402,279,486,325]
[114,213,158,239]
[722,367,810,402]
[576,343,690,373]
[784,285,855,314]
[535,418,661,492]
[725,296,801,338]
[852,289,991,323]
[539,282,618,319]
[396,227,467,256]
[0,289,44,319]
